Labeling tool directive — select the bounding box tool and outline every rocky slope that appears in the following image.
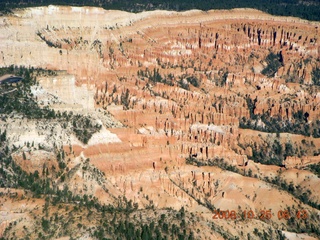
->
[0,6,320,240]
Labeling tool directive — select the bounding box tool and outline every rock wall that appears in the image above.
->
[1,7,319,171]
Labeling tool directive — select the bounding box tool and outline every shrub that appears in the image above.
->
[261,52,282,77]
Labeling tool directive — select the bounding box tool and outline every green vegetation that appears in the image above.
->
[312,67,320,86]
[1,163,196,239]
[1,0,319,21]
[249,139,297,166]
[0,66,56,119]
[184,156,320,238]
[0,66,101,144]
[186,156,240,173]
[36,31,62,48]
[185,153,320,214]
[307,163,320,178]
[71,114,101,144]
[178,75,201,90]
[137,68,201,91]
[137,68,174,86]
[265,176,320,212]
[238,134,315,166]
[240,97,320,138]
[261,52,282,78]
[0,123,195,239]
[285,60,305,84]
[185,76,200,88]
[0,69,195,238]
[252,227,286,240]
[120,88,130,110]
[214,69,229,87]
[90,206,195,240]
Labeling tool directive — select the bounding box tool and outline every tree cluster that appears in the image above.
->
[1,0,319,21]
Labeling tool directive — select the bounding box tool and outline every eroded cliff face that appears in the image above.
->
[1,6,320,240]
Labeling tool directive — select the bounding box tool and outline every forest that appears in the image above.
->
[0,0,319,21]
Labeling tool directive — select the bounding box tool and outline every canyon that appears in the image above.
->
[0,5,320,240]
